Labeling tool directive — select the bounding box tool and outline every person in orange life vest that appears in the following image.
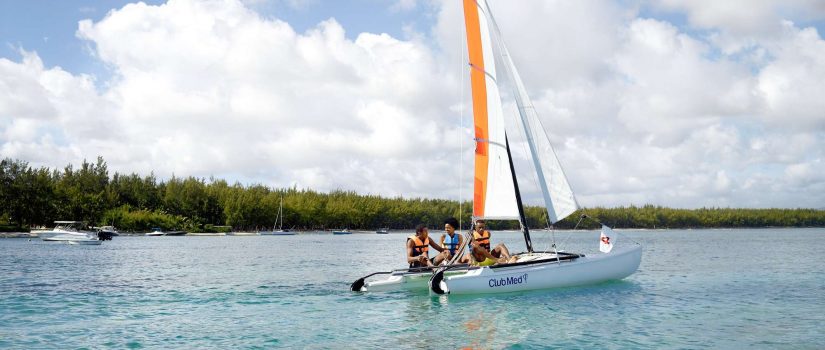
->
[464,219,513,264]
[468,240,518,266]
[440,217,464,262]
[407,224,448,268]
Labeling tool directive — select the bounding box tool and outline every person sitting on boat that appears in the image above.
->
[440,217,464,261]
[468,240,517,266]
[470,219,510,259]
[407,224,448,268]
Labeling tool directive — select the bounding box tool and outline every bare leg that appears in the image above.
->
[491,243,511,260]
[433,251,450,265]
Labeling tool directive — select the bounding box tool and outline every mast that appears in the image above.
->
[504,135,533,252]
[277,197,283,230]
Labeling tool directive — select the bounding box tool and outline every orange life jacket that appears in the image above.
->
[472,230,491,251]
[408,235,429,257]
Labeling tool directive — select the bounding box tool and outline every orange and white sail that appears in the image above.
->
[468,0,579,224]
[463,0,519,220]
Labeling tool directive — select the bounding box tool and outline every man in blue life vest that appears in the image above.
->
[440,217,464,262]
[407,224,448,268]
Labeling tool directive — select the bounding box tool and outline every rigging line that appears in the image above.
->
[580,214,641,245]
[557,214,585,248]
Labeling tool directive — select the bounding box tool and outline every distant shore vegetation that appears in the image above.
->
[1,157,823,232]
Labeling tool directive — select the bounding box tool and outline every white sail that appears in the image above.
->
[481,0,579,224]
[463,0,520,220]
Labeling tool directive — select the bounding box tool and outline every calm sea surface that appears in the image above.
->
[1,228,823,349]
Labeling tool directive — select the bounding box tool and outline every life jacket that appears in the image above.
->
[408,235,429,257]
[408,235,429,268]
[472,230,491,251]
[441,233,460,255]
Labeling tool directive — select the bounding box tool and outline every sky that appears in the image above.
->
[1,0,823,209]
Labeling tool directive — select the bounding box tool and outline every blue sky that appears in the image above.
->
[1,0,823,208]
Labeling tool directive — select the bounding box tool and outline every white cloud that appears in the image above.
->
[60,0,462,198]
[0,0,823,209]
[653,0,825,36]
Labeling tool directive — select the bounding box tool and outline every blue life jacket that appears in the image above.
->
[442,233,460,255]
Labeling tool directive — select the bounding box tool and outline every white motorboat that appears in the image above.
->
[145,228,166,236]
[353,0,642,295]
[227,231,259,236]
[38,221,102,244]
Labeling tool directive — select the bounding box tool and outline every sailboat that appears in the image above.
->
[260,197,295,235]
[351,0,641,294]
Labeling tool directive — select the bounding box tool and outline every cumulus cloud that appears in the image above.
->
[0,0,823,209]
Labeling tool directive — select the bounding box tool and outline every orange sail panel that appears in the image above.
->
[465,0,488,217]
[463,0,519,220]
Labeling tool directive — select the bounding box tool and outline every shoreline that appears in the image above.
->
[4,226,823,238]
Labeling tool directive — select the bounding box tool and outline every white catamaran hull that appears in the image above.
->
[366,272,432,292]
[364,269,469,292]
[435,245,642,295]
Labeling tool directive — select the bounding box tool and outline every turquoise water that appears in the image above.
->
[1,228,823,349]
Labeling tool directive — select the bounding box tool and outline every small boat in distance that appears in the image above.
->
[95,226,118,240]
[145,228,166,236]
[38,221,102,245]
[260,230,295,236]
[376,228,389,234]
[260,197,295,235]
[332,229,351,235]
[145,228,187,236]
[227,231,259,236]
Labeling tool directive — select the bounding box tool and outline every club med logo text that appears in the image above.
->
[488,273,528,288]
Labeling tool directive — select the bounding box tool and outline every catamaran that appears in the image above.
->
[352,0,641,294]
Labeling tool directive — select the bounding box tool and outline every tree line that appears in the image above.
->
[1,157,823,232]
